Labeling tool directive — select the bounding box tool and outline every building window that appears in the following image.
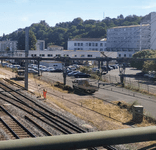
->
[64,54,69,57]
[95,43,98,46]
[89,43,91,46]
[86,43,88,46]
[80,54,85,57]
[124,54,126,57]
[56,54,61,57]
[100,43,103,46]
[48,54,53,57]
[78,43,80,46]
[88,54,92,57]
[92,43,94,46]
[100,48,103,51]
[119,54,121,57]
[81,43,83,46]
[74,43,77,46]
[74,55,77,57]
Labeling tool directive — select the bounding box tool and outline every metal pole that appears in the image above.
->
[38,59,40,76]
[25,27,29,90]
[106,60,109,73]
[98,60,100,69]
[0,126,156,150]
[63,66,66,85]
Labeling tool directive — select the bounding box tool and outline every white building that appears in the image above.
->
[13,49,101,59]
[36,40,45,50]
[106,12,156,58]
[67,38,107,51]
[0,40,17,56]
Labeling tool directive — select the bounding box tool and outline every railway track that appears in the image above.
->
[0,80,86,134]
[1,79,116,150]
[0,106,35,140]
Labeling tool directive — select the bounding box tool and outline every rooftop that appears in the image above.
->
[48,45,63,48]
[110,24,149,29]
[68,38,106,42]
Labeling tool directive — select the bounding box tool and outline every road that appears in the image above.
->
[42,69,156,119]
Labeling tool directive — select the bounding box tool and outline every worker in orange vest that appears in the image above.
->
[43,89,47,99]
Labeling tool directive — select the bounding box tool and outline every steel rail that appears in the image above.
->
[25,115,52,136]
[0,80,99,150]
[1,80,86,133]
[0,92,70,134]
[0,106,36,138]
[0,117,20,139]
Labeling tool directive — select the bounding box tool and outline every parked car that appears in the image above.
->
[110,65,118,69]
[143,71,156,79]
[18,67,25,70]
[12,65,21,69]
[2,63,8,67]
[136,72,146,77]
[72,64,80,69]
[68,65,76,71]
[74,72,91,78]
[52,68,62,72]
[101,66,111,71]
[28,68,38,74]
[47,67,55,72]
[7,64,13,68]
[39,66,47,72]
[66,68,72,74]
[68,71,80,76]
[91,68,100,73]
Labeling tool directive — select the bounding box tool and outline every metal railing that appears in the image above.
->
[0,126,156,150]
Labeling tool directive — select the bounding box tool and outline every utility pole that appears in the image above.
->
[63,66,67,85]
[25,27,29,90]
[140,23,142,51]
[38,58,40,76]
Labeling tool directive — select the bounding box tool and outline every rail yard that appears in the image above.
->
[0,67,156,150]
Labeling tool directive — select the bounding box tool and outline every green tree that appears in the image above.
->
[130,49,156,70]
[143,60,156,72]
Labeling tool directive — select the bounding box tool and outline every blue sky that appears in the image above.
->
[0,0,156,36]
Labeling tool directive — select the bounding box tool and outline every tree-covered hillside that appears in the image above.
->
[1,14,144,50]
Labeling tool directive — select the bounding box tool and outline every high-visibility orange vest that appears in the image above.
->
[43,90,47,99]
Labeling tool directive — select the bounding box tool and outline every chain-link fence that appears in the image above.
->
[102,74,156,95]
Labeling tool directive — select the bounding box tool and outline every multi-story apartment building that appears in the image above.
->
[106,12,156,58]
[0,40,46,56]
[67,38,106,51]
[0,40,17,56]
